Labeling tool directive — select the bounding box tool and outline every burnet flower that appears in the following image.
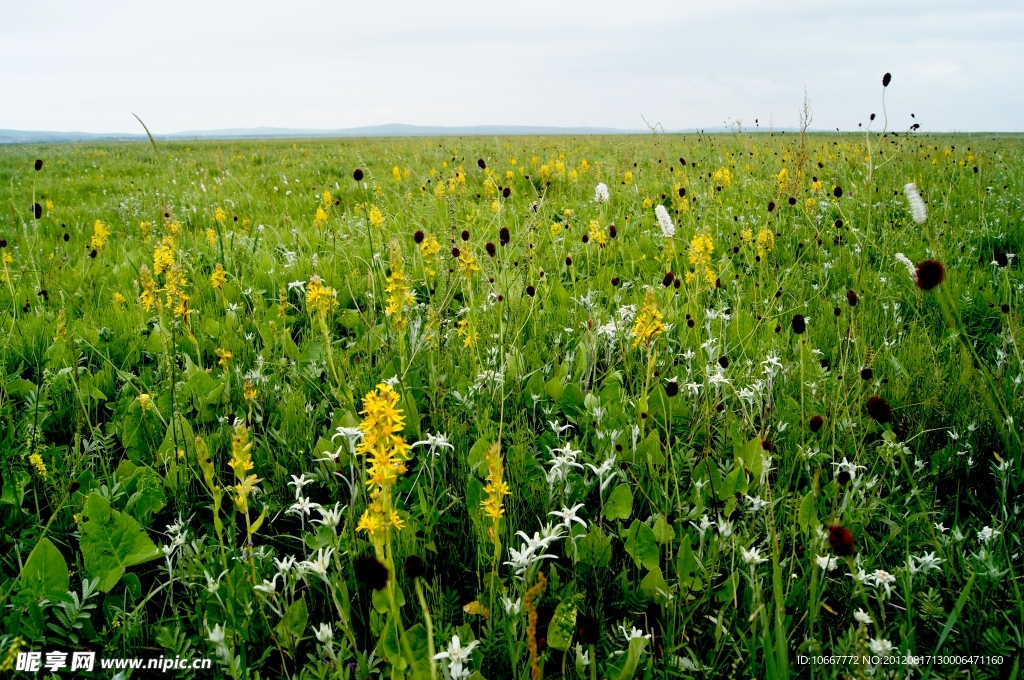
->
[904,183,927,224]
[654,204,676,238]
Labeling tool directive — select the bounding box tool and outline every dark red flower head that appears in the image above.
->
[809,415,824,433]
[413,230,425,244]
[34,159,44,171]
[477,158,486,169]
[828,525,855,556]
[354,556,390,590]
[882,72,892,87]
[791,314,806,334]
[915,260,945,290]
[865,396,893,424]
[353,168,364,181]
[403,555,426,579]
[499,227,510,245]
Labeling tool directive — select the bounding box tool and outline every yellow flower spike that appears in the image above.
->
[210,262,227,289]
[90,220,110,250]
[313,207,329,229]
[305,275,339,316]
[632,288,667,348]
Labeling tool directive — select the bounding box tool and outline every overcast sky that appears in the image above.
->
[1,0,1021,133]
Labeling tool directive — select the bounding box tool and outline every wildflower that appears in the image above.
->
[588,220,608,246]
[29,453,47,479]
[368,206,384,228]
[654,204,675,238]
[355,384,411,541]
[433,636,480,680]
[458,250,480,277]
[481,443,511,524]
[869,638,894,656]
[712,167,732,188]
[854,609,873,625]
[915,260,945,290]
[153,237,175,275]
[90,220,110,250]
[594,183,609,203]
[420,233,440,277]
[740,546,767,565]
[549,503,587,529]
[216,348,232,368]
[210,262,227,289]
[865,396,893,424]
[305,275,338,316]
[909,551,943,574]
[869,569,897,597]
[322,190,333,207]
[353,168,364,181]
[978,526,1001,544]
[456,318,476,347]
[832,457,866,481]
[828,524,855,556]
[113,292,126,304]
[314,623,333,644]
[756,228,775,257]
[904,183,927,223]
[816,555,839,571]
[632,288,666,348]
[313,207,329,228]
[411,432,453,458]
[687,231,715,285]
[385,240,415,330]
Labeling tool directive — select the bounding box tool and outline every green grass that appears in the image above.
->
[0,131,1021,679]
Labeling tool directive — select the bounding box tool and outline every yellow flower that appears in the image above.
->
[457,318,476,347]
[491,199,501,214]
[45,199,54,212]
[113,292,126,304]
[481,442,510,523]
[138,393,155,411]
[776,167,789,189]
[420,234,440,277]
[643,197,653,209]
[313,207,329,229]
[355,383,412,541]
[216,348,232,367]
[712,167,732,188]
[243,380,257,403]
[369,206,384,228]
[756,228,775,258]
[624,171,634,184]
[740,228,753,245]
[168,221,183,238]
[153,238,175,275]
[549,223,563,239]
[205,228,217,246]
[215,207,228,224]
[588,220,608,246]
[632,288,666,348]
[90,220,110,250]
[811,179,823,191]
[29,453,48,479]
[322,190,333,207]
[385,239,415,330]
[305,275,338,316]
[805,198,817,211]
[210,262,227,289]
[688,231,714,268]
[140,221,153,238]
[392,166,402,182]
[458,250,480,277]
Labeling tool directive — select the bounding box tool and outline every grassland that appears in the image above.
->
[0,130,1021,679]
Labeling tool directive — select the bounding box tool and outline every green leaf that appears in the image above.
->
[676,535,704,596]
[547,594,582,651]
[579,524,612,568]
[652,514,675,544]
[80,492,162,592]
[609,634,649,680]
[274,595,308,652]
[636,431,664,466]
[603,484,633,520]
[400,623,431,680]
[560,383,585,415]
[640,566,670,602]
[0,470,31,506]
[18,537,69,602]
[115,461,167,524]
[624,520,660,570]
[798,491,817,534]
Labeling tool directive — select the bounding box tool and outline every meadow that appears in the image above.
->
[0,128,1021,679]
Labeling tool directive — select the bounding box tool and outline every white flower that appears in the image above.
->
[313,502,345,530]
[694,515,715,533]
[208,623,226,645]
[594,183,610,203]
[314,622,333,644]
[288,473,314,500]
[575,642,590,667]
[299,547,334,580]
[746,496,770,514]
[895,253,917,281]
[253,574,280,596]
[287,497,321,517]
[854,609,873,625]
[584,456,619,492]
[868,569,897,597]
[549,503,587,529]
[329,426,364,457]
[618,625,652,642]
[412,432,454,457]
[433,635,480,680]
[869,638,894,656]
[287,280,306,294]
[654,204,675,238]
[740,546,768,565]
[978,525,1001,544]
[501,597,521,615]
[815,555,839,571]
[909,551,943,575]
[904,183,927,224]
[832,457,867,481]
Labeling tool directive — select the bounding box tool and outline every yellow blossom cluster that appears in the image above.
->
[420,234,440,277]
[313,207,329,229]
[305,275,338,316]
[588,220,608,247]
[210,262,227,289]
[90,220,110,251]
[385,240,415,330]
[368,206,384,228]
[632,288,666,348]
[686,231,716,287]
[712,167,732,188]
[480,442,510,524]
[756,228,775,258]
[355,384,410,539]
[230,422,259,514]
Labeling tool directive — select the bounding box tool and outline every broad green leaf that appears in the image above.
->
[560,383,585,415]
[798,491,817,533]
[18,537,69,602]
[640,566,670,602]
[609,634,649,680]
[637,431,664,466]
[579,524,612,568]
[547,594,582,651]
[624,520,660,570]
[677,535,704,596]
[274,595,308,652]
[652,514,675,544]
[80,492,162,592]
[0,470,31,506]
[401,623,431,680]
[603,484,633,520]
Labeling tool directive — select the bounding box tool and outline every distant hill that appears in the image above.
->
[1,123,659,144]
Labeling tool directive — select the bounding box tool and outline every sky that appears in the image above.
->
[1,0,1022,133]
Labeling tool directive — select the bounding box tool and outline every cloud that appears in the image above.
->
[1,0,1021,132]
